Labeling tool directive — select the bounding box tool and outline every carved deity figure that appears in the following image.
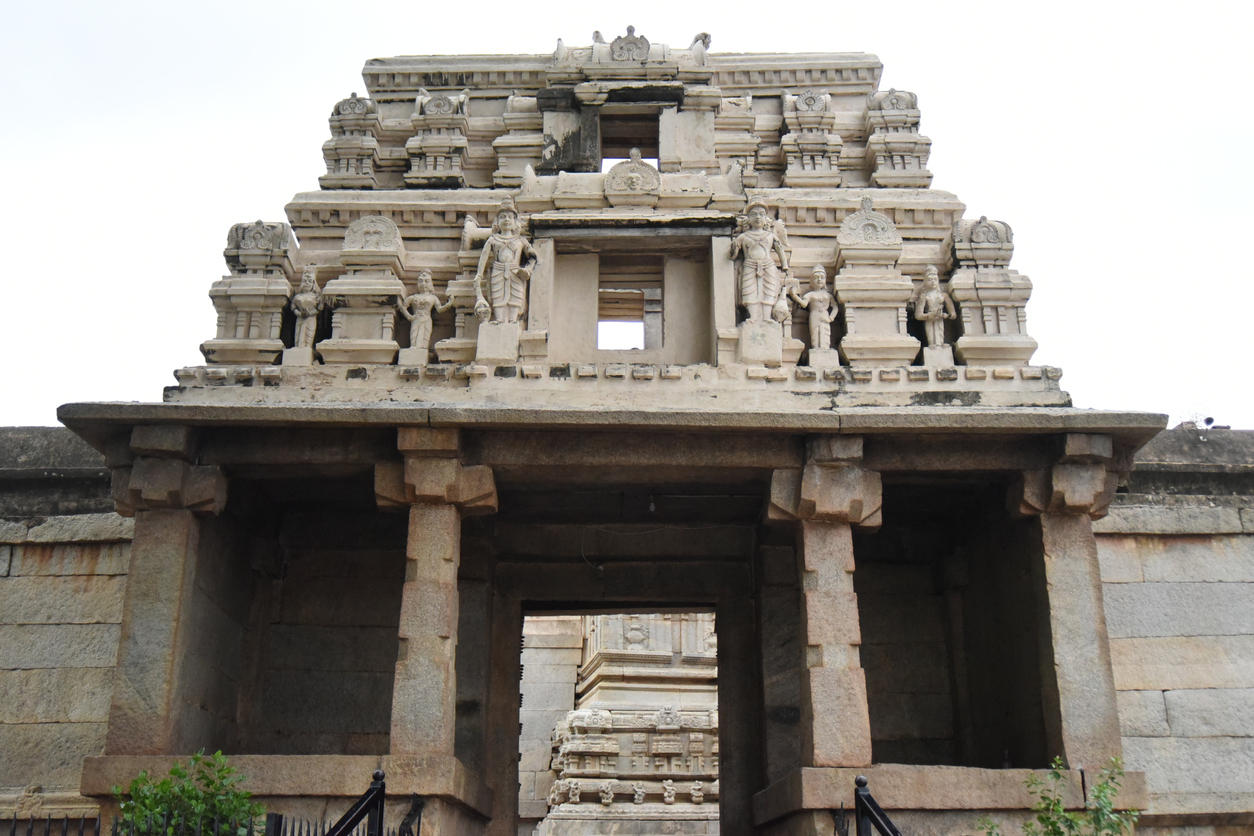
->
[730,200,791,322]
[548,779,567,806]
[599,782,614,805]
[690,782,704,805]
[632,783,646,804]
[568,781,582,804]
[398,271,454,361]
[662,780,676,805]
[290,267,323,349]
[474,198,538,324]
[913,266,956,348]
[788,266,837,350]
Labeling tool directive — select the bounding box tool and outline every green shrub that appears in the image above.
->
[979,757,1138,836]
[112,750,264,836]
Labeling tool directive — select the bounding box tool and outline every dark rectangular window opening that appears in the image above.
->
[598,254,662,350]
[600,112,660,166]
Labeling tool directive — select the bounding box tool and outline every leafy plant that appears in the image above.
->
[113,750,264,836]
[978,758,1138,836]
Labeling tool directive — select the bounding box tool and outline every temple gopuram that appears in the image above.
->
[3,28,1253,836]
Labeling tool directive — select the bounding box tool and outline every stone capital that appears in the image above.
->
[769,436,881,527]
[376,427,497,515]
[112,458,227,516]
[1010,434,1119,518]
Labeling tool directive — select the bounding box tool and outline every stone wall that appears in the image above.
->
[1094,428,1254,823]
[518,616,582,836]
[0,428,129,818]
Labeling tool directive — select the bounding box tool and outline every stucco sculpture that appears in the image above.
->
[291,267,323,350]
[731,200,791,322]
[914,266,956,349]
[473,198,537,325]
[397,271,453,363]
[790,266,837,351]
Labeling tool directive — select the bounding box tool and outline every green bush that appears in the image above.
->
[979,757,1138,836]
[112,750,264,836]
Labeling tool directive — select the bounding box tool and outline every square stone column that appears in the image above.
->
[104,426,228,754]
[1011,433,1123,770]
[769,436,881,768]
[376,428,497,757]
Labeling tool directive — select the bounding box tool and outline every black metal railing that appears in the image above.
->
[5,771,419,836]
[5,817,100,836]
[834,776,903,836]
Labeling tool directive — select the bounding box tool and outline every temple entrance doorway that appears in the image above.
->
[518,611,719,836]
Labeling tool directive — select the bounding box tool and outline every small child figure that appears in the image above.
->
[397,271,454,362]
[788,265,837,350]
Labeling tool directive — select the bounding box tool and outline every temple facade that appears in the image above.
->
[2,29,1253,836]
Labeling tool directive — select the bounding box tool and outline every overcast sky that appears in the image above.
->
[1,0,1249,428]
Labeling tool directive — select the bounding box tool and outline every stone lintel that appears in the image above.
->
[81,754,494,817]
[59,402,1167,448]
[751,765,1145,825]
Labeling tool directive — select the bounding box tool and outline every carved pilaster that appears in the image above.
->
[492,94,545,187]
[376,428,497,758]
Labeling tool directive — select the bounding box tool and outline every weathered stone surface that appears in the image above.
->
[0,519,27,542]
[1104,583,1254,638]
[1095,536,1144,583]
[1111,635,1254,691]
[0,575,125,624]
[1039,513,1123,768]
[1115,690,1170,738]
[1163,688,1254,738]
[1123,736,1254,811]
[8,542,130,576]
[868,692,954,740]
[0,723,107,792]
[1093,506,1244,535]
[0,667,115,723]
[24,513,134,543]
[1102,534,1254,583]
[0,624,120,669]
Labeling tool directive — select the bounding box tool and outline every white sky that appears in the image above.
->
[1,0,1250,428]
